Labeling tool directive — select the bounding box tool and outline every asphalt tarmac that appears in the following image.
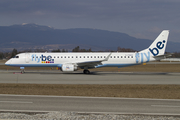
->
[0,94,180,115]
[0,70,180,115]
[0,70,180,84]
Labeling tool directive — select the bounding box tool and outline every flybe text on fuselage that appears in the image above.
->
[149,40,166,56]
[31,54,54,63]
[135,52,150,64]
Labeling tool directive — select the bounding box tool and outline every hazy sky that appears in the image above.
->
[0,0,180,42]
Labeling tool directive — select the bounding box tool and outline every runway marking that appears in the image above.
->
[13,72,22,74]
[0,109,56,113]
[151,105,180,108]
[0,101,33,104]
[1,94,180,101]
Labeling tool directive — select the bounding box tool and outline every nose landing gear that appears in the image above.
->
[20,67,25,74]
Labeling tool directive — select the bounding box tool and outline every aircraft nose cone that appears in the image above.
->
[5,60,11,65]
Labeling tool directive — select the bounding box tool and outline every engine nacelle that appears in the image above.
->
[61,64,77,72]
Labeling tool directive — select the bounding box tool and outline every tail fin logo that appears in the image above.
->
[149,40,166,56]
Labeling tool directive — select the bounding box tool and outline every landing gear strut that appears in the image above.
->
[20,67,25,74]
[83,69,90,74]
[21,69,25,74]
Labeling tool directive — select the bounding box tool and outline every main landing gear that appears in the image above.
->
[83,69,90,74]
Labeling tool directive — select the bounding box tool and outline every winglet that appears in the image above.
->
[103,52,112,61]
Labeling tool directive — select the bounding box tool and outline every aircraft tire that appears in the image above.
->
[83,69,90,74]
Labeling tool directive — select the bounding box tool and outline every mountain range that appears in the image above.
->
[0,23,179,52]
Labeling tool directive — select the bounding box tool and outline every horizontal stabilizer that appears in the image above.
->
[153,53,173,59]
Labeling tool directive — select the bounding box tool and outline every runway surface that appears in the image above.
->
[0,94,180,115]
[0,70,180,84]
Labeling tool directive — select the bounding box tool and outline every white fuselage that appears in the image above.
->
[5,52,155,68]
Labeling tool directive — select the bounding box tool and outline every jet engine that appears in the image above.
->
[61,64,78,72]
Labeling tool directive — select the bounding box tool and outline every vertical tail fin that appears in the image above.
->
[140,30,169,56]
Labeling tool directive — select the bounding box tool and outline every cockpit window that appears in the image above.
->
[13,55,19,58]
[13,56,19,58]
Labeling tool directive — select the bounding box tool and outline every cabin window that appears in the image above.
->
[131,56,133,58]
[57,56,59,58]
[87,56,89,58]
[91,56,93,58]
[128,56,130,58]
[72,56,73,58]
[94,56,96,58]
[54,56,56,58]
[114,56,116,58]
[104,56,106,58]
[84,56,85,58]
[110,56,112,58]
[68,56,70,58]
[124,56,126,58]
[64,56,66,58]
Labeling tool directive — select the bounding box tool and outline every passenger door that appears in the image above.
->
[25,53,30,63]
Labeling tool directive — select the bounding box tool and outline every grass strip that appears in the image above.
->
[0,84,180,99]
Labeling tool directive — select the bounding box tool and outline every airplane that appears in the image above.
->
[5,30,169,74]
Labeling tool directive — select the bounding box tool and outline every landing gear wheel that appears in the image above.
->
[83,69,90,74]
[21,70,25,74]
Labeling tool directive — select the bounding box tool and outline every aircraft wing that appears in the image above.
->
[75,53,112,67]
